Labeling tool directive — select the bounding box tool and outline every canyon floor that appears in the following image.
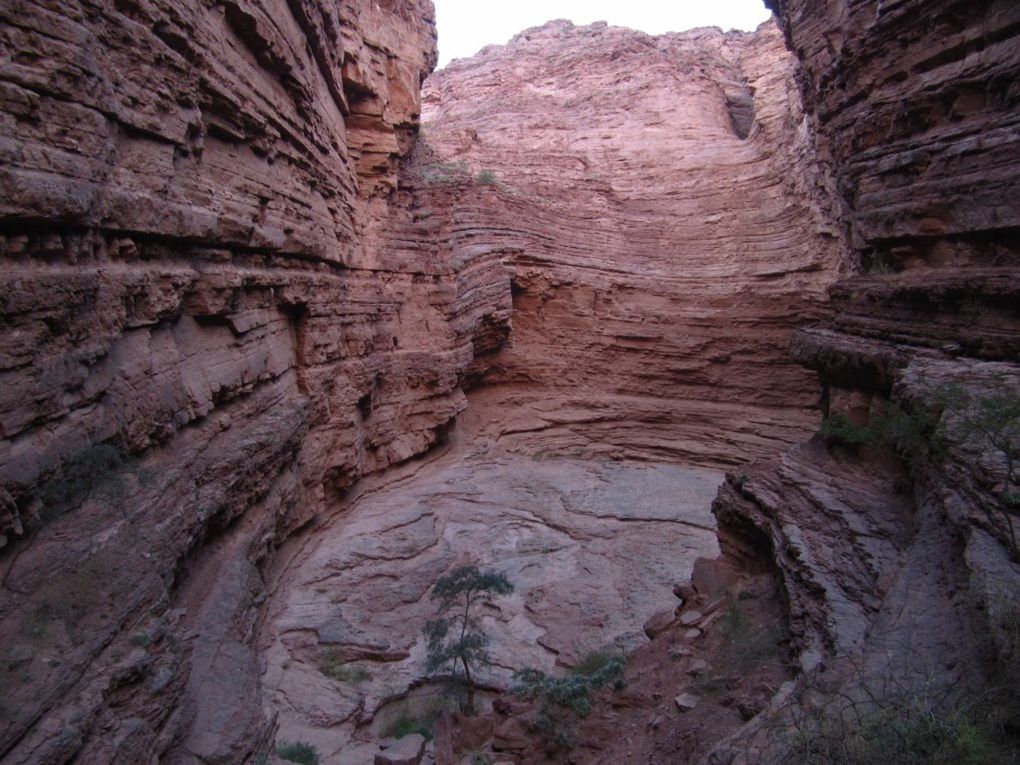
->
[258,418,734,763]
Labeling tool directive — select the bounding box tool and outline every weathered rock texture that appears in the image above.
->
[703,1,1020,760]
[420,20,847,467]
[239,20,860,761]
[259,450,721,762]
[0,2,511,763]
[1,8,847,764]
[4,0,1016,762]
[771,0,1020,266]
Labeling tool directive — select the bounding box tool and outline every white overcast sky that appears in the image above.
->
[432,0,774,67]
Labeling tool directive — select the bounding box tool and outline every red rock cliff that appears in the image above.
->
[420,20,847,467]
[0,2,511,762]
[4,1,1016,762]
[703,2,1020,759]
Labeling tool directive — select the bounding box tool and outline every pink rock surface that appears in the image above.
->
[420,20,847,467]
[699,2,1020,759]
[768,0,1020,256]
[2,0,1017,763]
[0,2,510,763]
[259,450,721,756]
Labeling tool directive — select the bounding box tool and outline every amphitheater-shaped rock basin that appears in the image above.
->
[260,446,722,762]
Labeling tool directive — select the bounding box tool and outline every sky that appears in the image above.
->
[432,0,774,67]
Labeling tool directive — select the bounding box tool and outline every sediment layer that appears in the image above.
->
[420,20,846,467]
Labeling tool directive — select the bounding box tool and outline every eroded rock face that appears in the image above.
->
[5,0,1014,762]
[0,2,511,763]
[260,449,721,760]
[703,2,1020,760]
[768,0,1020,265]
[420,20,848,467]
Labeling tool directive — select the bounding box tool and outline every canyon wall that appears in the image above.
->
[0,8,853,760]
[4,0,1016,762]
[0,2,511,762]
[705,1,1020,759]
[420,20,847,467]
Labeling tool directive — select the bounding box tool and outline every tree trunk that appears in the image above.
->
[462,656,475,714]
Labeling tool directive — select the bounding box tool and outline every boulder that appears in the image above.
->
[674,693,701,712]
[376,734,427,765]
[688,659,710,676]
[643,608,676,639]
[679,610,704,626]
[492,718,531,752]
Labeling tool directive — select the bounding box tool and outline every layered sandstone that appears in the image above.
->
[0,9,866,764]
[3,0,1016,763]
[259,450,722,762]
[703,1,1020,760]
[420,20,847,467]
[0,2,511,763]
[769,0,1020,262]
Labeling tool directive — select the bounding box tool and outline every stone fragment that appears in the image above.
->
[679,610,704,626]
[148,666,175,693]
[453,713,494,751]
[376,734,427,765]
[433,712,455,765]
[674,693,701,712]
[643,608,676,639]
[492,718,531,752]
[673,583,697,603]
[688,659,710,676]
[736,696,766,721]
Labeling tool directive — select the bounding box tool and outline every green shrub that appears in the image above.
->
[823,383,1019,559]
[513,659,624,718]
[820,413,874,447]
[719,599,781,669]
[419,160,471,185]
[318,651,371,684]
[938,385,1020,560]
[766,697,1015,764]
[569,648,623,678]
[819,403,940,458]
[477,169,498,185]
[513,655,625,752]
[385,707,441,741]
[276,740,319,765]
[35,442,128,522]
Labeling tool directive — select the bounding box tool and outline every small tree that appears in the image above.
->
[424,564,513,713]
